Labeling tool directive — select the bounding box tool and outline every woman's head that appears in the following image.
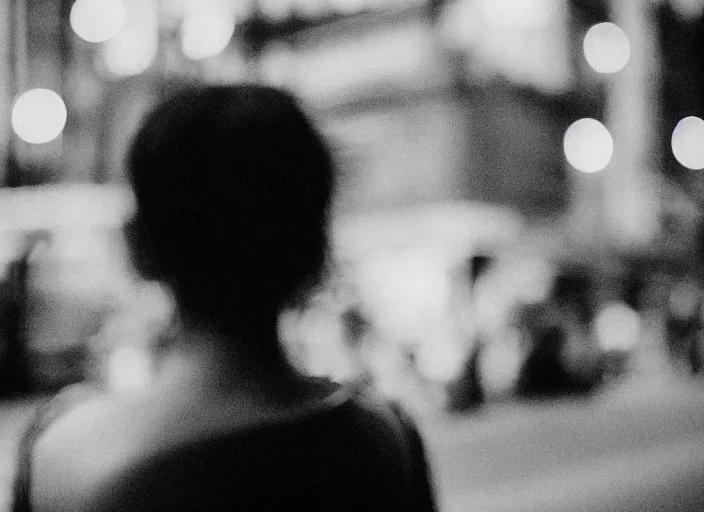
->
[127,85,333,336]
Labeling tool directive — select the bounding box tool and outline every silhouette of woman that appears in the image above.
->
[13,85,436,512]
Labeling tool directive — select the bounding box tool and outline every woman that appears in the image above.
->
[13,85,436,511]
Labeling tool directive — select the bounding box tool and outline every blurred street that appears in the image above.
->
[1,0,704,510]
[423,373,704,512]
[1,373,703,512]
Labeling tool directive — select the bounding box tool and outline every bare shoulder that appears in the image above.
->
[30,387,158,512]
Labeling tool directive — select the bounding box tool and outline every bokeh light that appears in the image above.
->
[70,0,126,43]
[563,118,613,173]
[12,89,67,144]
[181,5,235,60]
[672,116,704,170]
[583,22,631,74]
[594,302,641,352]
[415,339,464,383]
[103,25,157,76]
[107,345,152,391]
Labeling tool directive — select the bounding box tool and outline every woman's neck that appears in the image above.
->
[155,319,321,406]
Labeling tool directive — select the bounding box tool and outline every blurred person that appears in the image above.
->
[446,255,494,411]
[515,310,575,397]
[516,267,602,398]
[12,85,436,512]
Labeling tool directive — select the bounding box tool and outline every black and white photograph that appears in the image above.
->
[1,0,704,511]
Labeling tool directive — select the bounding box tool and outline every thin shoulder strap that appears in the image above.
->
[385,400,439,512]
[12,384,100,512]
[345,385,437,511]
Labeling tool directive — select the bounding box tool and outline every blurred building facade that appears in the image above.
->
[0,1,690,213]
[3,0,699,239]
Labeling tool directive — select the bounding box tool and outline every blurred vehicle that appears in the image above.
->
[447,262,607,411]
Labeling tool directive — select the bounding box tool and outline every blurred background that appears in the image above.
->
[1,0,704,511]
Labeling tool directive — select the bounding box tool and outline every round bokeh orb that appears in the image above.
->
[181,10,235,60]
[12,89,68,144]
[70,0,126,43]
[583,22,631,74]
[564,118,613,173]
[102,29,157,77]
[672,116,704,170]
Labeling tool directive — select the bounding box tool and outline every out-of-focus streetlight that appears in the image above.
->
[181,1,236,60]
[672,116,704,170]
[103,30,158,77]
[564,118,614,173]
[107,345,153,391]
[594,301,641,352]
[11,89,67,144]
[583,22,631,74]
[101,0,158,77]
[70,0,126,43]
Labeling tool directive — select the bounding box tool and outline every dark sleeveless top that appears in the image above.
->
[12,383,437,512]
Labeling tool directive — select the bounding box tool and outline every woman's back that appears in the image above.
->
[20,348,435,512]
[84,390,434,511]
[16,85,436,512]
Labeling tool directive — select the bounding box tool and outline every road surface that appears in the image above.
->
[420,374,704,512]
[1,374,703,512]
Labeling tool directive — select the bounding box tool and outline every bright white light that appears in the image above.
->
[107,345,152,391]
[594,301,641,352]
[103,26,157,76]
[101,0,158,77]
[12,89,67,144]
[583,22,630,74]
[358,250,450,340]
[672,116,704,170]
[70,0,126,43]
[564,118,613,173]
[415,341,464,383]
[480,0,558,29]
[181,6,235,60]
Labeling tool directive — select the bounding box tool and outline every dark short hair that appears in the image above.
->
[126,85,333,336]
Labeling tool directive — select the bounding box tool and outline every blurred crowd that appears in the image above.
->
[3,220,701,416]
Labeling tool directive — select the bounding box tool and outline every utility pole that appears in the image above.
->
[603,0,662,249]
[0,1,12,186]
